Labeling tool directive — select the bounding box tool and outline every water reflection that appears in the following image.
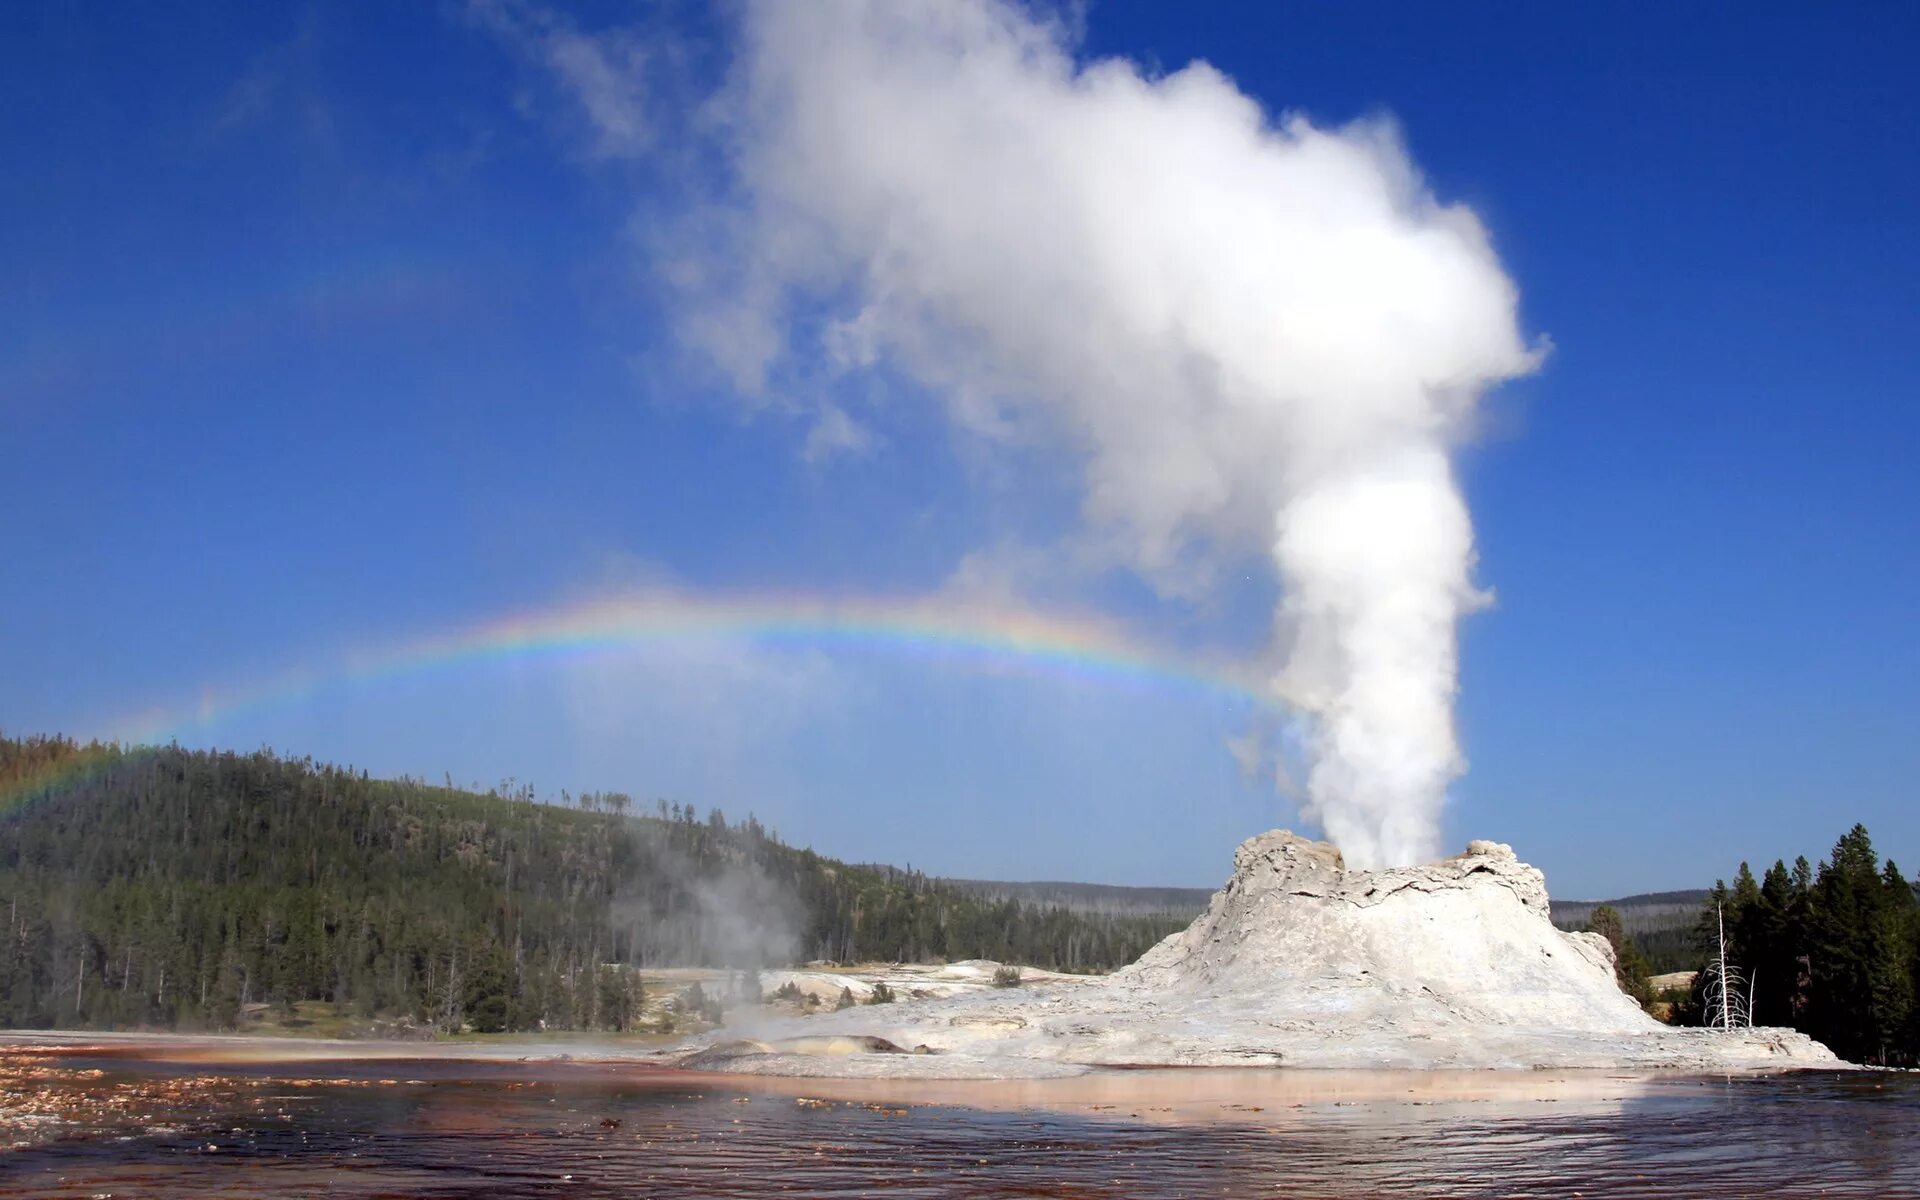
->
[1,1045,1914,1198]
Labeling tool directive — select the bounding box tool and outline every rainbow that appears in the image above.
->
[110,590,1279,744]
[0,736,140,818]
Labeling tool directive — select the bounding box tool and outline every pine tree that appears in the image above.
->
[1751,860,1799,1026]
[1588,904,1655,1009]
[1808,826,1910,1064]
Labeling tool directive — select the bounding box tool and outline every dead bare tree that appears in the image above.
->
[1702,904,1753,1029]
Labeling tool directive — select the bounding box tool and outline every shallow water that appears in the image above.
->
[1,1045,1915,1198]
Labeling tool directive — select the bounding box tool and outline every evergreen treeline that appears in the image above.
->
[0,734,1189,1034]
[1678,824,1919,1066]
[1623,923,1701,976]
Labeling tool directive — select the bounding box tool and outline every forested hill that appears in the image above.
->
[1553,891,1710,974]
[0,734,1190,1033]
[1554,890,1711,923]
[940,879,1215,917]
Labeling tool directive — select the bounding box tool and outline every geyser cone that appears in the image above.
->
[1119,831,1645,1033]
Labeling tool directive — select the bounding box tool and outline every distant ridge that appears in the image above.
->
[940,878,1215,918]
[1552,890,1709,927]
[1557,889,1711,912]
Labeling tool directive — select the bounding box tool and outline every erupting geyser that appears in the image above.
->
[687,0,1545,865]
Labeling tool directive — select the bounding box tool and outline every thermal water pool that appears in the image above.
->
[1,1042,1914,1198]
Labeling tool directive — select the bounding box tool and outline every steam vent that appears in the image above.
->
[676,832,1844,1078]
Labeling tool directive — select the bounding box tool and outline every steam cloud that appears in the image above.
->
[569,1,1541,865]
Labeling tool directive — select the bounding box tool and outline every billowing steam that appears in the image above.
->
[530,0,1542,866]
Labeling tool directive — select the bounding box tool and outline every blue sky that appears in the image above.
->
[4,2,1916,895]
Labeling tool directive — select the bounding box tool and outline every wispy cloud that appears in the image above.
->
[197,15,335,153]
[208,58,277,137]
[467,0,654,159]
[801,404,875,464]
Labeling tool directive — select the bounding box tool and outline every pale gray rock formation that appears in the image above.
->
[1114,832,1647,1034]
[678,832,1842,1077]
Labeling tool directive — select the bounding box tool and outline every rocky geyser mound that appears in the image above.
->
[679,831,1842,1076]
[1115,832,1639,1032]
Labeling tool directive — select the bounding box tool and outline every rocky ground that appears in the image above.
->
[671,831,1844,1079]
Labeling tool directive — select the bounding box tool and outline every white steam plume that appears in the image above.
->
[674,1,1539,866]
